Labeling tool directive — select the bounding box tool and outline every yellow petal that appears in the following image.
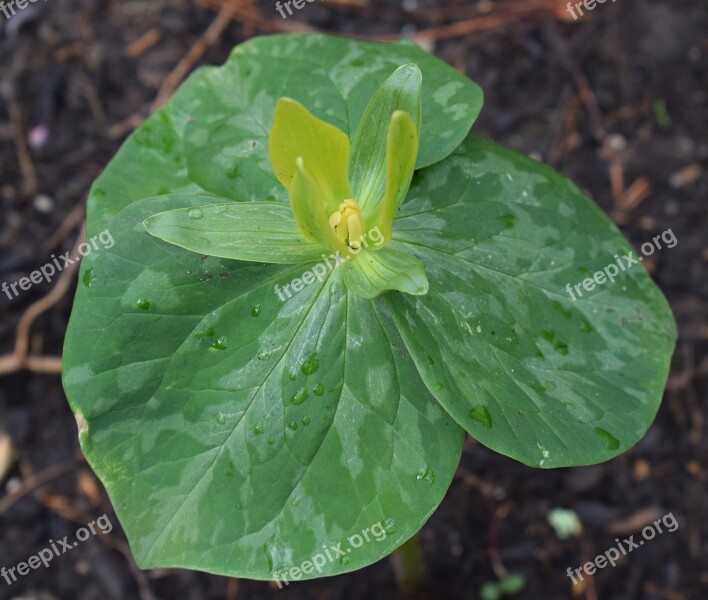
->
[290,158,350,255]
[269,97,352,215]
[368,110,419,243]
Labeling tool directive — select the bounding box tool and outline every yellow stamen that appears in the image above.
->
[329,200,365,250]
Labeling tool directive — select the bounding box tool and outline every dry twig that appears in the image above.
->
[0,224,85,376]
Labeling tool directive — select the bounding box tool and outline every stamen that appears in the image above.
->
[329,200,365,250]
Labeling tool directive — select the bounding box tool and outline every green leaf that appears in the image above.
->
[269,97,351,210]
[143,199,325,263]
[342,246,429,299]
[349,64,422,217]
[499,573,526,594]
[385,133,676,468]
[63,196,463,579]
[481,583,502,600]
[234,35,481,169]
[121,34,482,219]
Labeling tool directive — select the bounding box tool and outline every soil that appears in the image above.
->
[0,0,706,599]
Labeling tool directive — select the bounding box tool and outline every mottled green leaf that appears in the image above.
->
[63,196,463,579]
[385,134,676,468]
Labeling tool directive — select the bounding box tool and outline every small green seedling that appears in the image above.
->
[63,34,675,580]
[481,572,526,600]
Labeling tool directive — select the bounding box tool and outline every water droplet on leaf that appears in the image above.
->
[468,405,493,427]
[594,427,620,450]
[416,466,435,484]
[384,518,397,535]
[301,352,319,375]
[194,327,216,339]
[291,388,309,405]
[211,337,228,350]
[82,269,95,288]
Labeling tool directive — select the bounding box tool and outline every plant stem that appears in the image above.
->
[393,533,426,598]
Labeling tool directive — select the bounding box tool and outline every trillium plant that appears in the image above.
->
[63,34,675,580]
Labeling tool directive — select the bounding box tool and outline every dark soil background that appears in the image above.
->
[1,0,706,599]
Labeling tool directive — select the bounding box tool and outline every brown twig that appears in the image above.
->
[152,0,242,110]
[1,73,39,198]
[39,201,86,257]
[0,460,76,515]
[0,224,86,376]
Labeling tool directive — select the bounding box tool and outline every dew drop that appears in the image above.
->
[338,555,351,566]
[263,544,274,571]
[211,337,228,350]
[434,382,444,391]
[82,269,95,288]
[314,383,325,396]
[301,416,310,426]
[291,388,309,405]
[216,412,226,425]
[251,304,262,317]
[136,298,150,310]
[257,351,269,361]
[594,427,620,451]
[288,369,297,381]
[468,405,493,428]
[416,465,435,485]
[384,518,397,535]
[194,327,216,339]
[288,421,298,431]
[540,329,555,342]
[301,352,319,375]
[252,425,264,435]
[554,341,569,355]
[187,208,204,219]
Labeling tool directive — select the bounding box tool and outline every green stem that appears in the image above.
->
[393,533,426,597]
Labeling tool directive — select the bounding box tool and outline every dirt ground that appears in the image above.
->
[0,0,706,599]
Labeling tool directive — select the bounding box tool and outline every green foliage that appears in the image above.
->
[63,33,675,580]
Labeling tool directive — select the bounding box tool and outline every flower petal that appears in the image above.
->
[290,157,350,256]
[269,97,351,214]
[341,246,429,299]
[143,200,327,263]
[348,64,422,218]
[368,110,419,242]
